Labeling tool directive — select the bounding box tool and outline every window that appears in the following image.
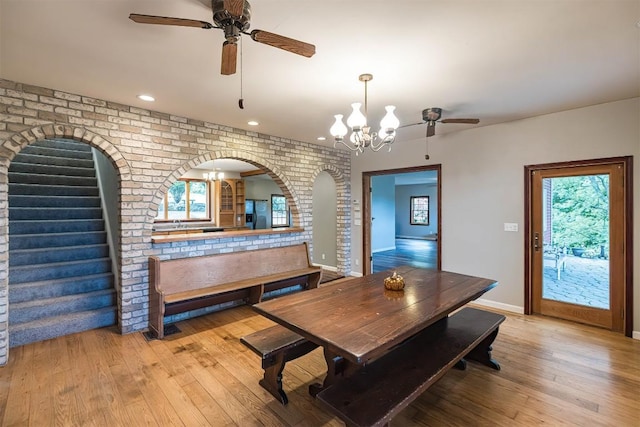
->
[410,196,429,225]
[155,179,210,221]
[271,194,289,227]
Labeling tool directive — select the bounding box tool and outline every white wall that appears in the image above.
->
[350,98,640,332]
[312,171,338,267]
[371,175,396,252]
[395,184,438,238]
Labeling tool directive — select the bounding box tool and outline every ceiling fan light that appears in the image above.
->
[347,102,367,129]
[330,114,348,139]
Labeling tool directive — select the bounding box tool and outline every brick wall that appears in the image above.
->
[0,79,351,364]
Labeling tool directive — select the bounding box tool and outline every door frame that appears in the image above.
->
[524,156,633,336]
[363,164,442,275]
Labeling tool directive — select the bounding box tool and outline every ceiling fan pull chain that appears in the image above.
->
[238,37,244,109]
[425,131,431,160]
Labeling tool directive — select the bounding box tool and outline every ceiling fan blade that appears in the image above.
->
[223,0,245,18]
[250,30,316,58]
[440,118,480,124]
[221,41,238,75]
[398,121,426,129]
[129,13,214,29]
[426,123,436,138]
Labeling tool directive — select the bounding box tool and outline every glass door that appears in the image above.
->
[529,161,627,332]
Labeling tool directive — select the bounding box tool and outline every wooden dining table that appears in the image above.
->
[253,265,499,394]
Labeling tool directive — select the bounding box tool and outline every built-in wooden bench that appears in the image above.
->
[241,325,319,404]
[148,242,321,339]
[316,307,505,427]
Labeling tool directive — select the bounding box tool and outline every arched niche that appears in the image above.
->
[312,171,337,267]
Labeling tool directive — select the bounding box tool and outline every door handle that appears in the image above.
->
[534,232,540,252]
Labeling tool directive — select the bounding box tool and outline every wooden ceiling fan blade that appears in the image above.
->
[426,123,436,137]
[441,118,480,124]
[250,30,316,58]
[129,14,214,29]
[223,0,245,18]
[221,41,238,75]
[398,121,426,129]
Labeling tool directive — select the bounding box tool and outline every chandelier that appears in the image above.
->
[329,73,400,154]
[203,170,224,181]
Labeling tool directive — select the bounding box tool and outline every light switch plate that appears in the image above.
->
[504,223,519,232]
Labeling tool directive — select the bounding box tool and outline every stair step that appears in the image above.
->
[9,257,112,284]
[8,172,97,187]
[12,152,95,169]
[9,194,101,208]
[10,231,106,250]
[9,207,103,221]
[8,138,117,347]
[9,219,105,235]
[9,306,117,348]
[9,162,96,177]
[9,289,116,325]
[21,139,92,155]
[9,182,99,197]
[10,244,110,266]
[9,273,114,303]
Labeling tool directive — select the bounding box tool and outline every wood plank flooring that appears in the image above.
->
[1,305,639,426]
[373,238,437,273]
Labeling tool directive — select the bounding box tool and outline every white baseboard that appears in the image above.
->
[396,235,438,241]
[313,263,337,272]
[633,331,640,340]
[473,298,525,314]
[349,271,363,277]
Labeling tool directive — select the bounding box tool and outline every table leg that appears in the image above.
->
[309,347,359,396]
[465,327,501,370]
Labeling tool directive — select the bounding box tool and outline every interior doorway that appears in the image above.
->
[363,165,442,275]
[525,157,633,335]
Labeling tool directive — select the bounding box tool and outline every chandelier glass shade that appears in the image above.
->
[203,171,225,181]
[329,74,400,154]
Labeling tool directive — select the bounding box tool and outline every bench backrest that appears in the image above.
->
[150,242,314,295]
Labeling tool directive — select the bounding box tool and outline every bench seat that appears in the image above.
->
[241,325,318,404]
[148,242,321,339]
[165,268,320,304]
[317,307,505,427]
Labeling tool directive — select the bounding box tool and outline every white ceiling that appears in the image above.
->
[1,0,638,150]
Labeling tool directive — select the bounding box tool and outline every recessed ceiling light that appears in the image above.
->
[317,136,326,141]
[137,94,155,102]
[248,121,259,126]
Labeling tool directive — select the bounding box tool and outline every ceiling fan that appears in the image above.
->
[401,108,480,137]
[129,0,316,75]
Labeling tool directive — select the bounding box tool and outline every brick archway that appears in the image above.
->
[0,124,131,361]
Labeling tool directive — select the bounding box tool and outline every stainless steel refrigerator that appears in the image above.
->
[245,199,268,229]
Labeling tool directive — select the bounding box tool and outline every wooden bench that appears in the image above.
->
[148,242,321,339]
[316,307,505,427]
[241,325,319,404]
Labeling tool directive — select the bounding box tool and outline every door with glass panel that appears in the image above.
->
[527,158,630,333]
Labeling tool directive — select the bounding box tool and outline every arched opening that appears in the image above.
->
[150,156,303,236]
[6,136,122,348]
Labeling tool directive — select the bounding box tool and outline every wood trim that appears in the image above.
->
[240,169,267,177]
[624,157,633,336]
[363,174,371,274]
[151,226,304,243]
[362,165,442,275]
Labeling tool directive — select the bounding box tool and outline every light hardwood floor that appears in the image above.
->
[1,305,639,426]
